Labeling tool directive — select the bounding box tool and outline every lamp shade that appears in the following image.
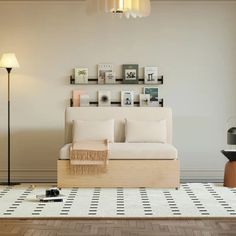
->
[0,53,20,69]
[101,0,151,18]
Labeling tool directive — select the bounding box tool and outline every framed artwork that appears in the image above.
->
[105,72,116,84]
[98,90,111,107]
[121,91,134,107]
[144,87,159,106]
[80,94,90,107]
[123,64,139,84]
[139,94,150,107]
[144,67,158,84]
[98,64,113,84]
[74,68,88,84]
[72,90,86,107]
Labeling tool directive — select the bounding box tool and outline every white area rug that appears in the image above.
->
[1,183,236,218]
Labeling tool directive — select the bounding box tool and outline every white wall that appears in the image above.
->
[0,1,236,182]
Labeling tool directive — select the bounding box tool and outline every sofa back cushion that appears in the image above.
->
[125,119,167,143]
[72,119,114,143]
[65,107,173,144]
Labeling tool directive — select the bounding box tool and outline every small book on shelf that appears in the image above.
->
[72,90,86,107]
[98,64,113,84]
[80,94,90,107]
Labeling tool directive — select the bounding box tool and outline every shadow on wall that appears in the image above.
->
[0,129,64,171]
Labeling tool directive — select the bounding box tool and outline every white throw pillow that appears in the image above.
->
[125,119,167,143]
[73,119,114,143]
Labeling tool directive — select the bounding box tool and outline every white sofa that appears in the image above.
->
[57,107,179,188]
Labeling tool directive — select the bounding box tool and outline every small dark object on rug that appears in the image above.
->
[46,188,60,197]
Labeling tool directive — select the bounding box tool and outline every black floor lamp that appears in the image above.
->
[0,53,20,185]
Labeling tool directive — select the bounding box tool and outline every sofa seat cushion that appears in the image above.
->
[60,143,177,160]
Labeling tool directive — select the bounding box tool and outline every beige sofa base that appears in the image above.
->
[57,159,180,188]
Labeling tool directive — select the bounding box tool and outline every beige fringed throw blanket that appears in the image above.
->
[69,140,109,174]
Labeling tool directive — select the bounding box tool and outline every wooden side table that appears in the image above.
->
[224,161,236,188]
[221,150,236,188]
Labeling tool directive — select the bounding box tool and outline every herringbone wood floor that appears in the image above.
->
[0,219,236,236]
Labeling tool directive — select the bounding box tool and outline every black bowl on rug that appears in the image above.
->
[221,150,236,161]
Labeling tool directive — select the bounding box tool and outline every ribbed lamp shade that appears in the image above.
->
[0,53,20,68]
[99,0,151,18]
[86,0,151,19]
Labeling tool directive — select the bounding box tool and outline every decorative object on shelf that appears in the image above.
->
[98,90,111,107]
[123,64,139,84]
[144,87,159,107]
[80,94,90,107]
[98,64,113,84]
[74,68,88,84]
[72,90,87,107]
[121,90,134,107]
[93,0,151,19]
[139,94,150,107]
[105,71,116,84]
[144,67,158,84]
[0,53,20,186]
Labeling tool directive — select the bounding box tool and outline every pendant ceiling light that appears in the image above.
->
[98,0,151,19]
[105,0,151,18]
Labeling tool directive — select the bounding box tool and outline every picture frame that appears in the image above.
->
[144,87,159,106]
[72,90,86,107]
[80,94,90,107]
[121,91,134,107]
[105,72,116,84]
[139,94,150,107]
[144,67,158,84]
[123,64,139,84]
[74,68,88,84]
[98,64,113,84]
[98,90,111,107]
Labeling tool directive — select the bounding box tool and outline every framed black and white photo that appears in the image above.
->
[98,90,111,107]
[98,64,113,84]
[144,67,158,84]
[74,68,88,84]
[139,94,150,107]
[121,91,134,107]
[144,87,159,106]
[123,64,139,84]
[105,71,116,84]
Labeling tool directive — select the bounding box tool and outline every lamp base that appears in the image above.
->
[0,182,21,186]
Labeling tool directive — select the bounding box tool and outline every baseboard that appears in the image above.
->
[0,169,57,183]
[181,169,224,181]
[0,169,224,183]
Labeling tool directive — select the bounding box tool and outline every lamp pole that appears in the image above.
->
[7,68,12,185]
[0,53,20,185]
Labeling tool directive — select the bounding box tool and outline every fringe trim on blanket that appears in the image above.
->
[70,164,107,175]
[69,141,109,175]
[70,150,108,162]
